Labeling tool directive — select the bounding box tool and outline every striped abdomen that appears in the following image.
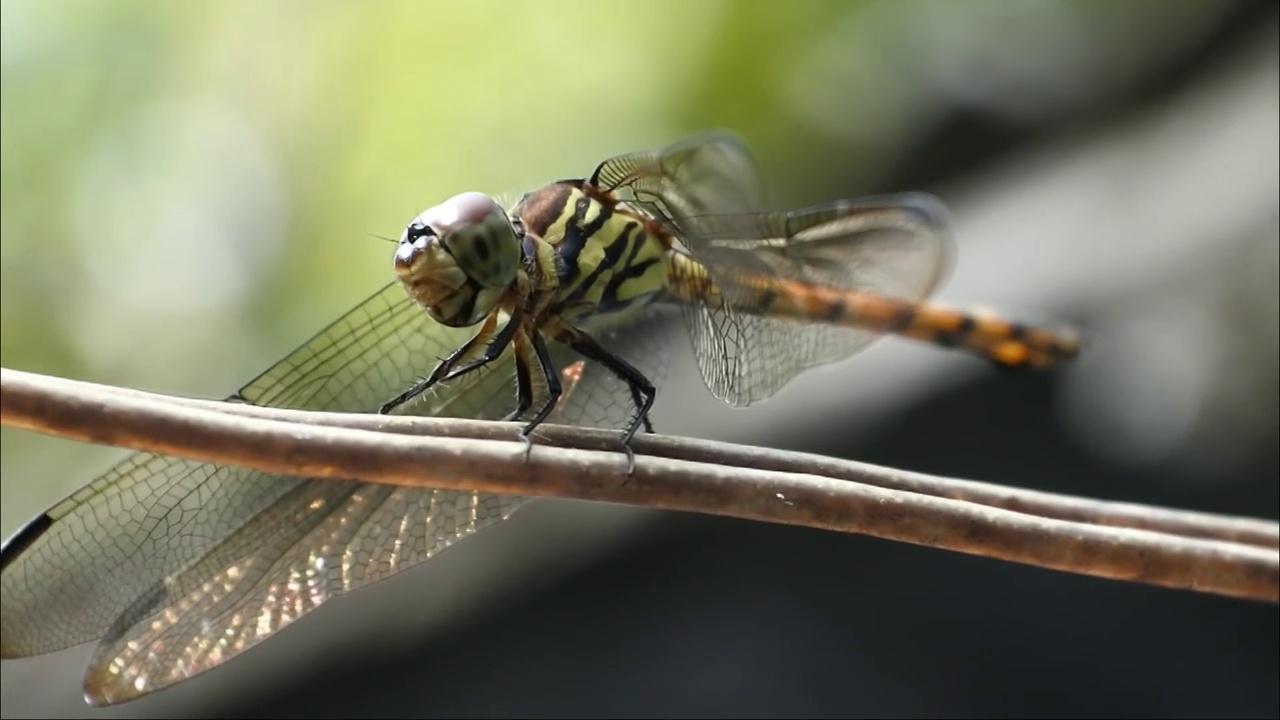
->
[666,253,1078,369]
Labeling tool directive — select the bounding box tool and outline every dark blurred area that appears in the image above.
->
[2,1,1276,718]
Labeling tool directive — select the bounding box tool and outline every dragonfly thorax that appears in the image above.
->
[394,191,523,327]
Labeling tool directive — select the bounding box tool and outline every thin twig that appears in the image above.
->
[1,367,1277,604]
[17,369,1278,551]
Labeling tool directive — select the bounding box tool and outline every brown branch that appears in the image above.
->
[2,367,1277,604]
[20,369,1278,552]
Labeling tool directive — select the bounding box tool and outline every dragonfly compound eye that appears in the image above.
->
[394,192,520,328]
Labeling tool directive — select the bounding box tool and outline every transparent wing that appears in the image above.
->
[675,196,954,405]
[589,129,768,229]
[0,281,672,704]
[592,132,955,406]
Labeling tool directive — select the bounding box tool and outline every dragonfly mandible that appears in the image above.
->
[0,130,1078,706]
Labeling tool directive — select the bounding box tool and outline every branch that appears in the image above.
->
[2,367,1276,604]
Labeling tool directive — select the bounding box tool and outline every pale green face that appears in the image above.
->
[394,191,522,327]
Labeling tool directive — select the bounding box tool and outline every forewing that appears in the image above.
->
[589,130,767,234]
[0,281,671,705]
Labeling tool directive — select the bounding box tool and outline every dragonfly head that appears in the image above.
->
[395,192,522,327]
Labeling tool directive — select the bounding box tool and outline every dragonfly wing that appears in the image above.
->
[589,130,768,228]
[79,471,523,705]
[589,132,955,405]
[674,194,955,406]
[0,282,671,704]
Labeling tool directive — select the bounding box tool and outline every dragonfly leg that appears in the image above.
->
[553,325,656,446]
[519,330,564,437]
[502,333,541,463]
[439,307,525,384]
[501,333,535,424]
[379,314,497,414]
[378,308,522,415]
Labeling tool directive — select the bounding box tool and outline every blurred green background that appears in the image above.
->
[2,1,1276,718]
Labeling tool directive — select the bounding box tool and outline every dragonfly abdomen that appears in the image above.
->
[855,296,1080,369]
[667,253,1077,370]
[785,285,1077,369]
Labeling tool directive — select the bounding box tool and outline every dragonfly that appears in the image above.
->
[0,130,1079,706]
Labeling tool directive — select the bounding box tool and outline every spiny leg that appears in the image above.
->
[379,313,498,414]
[504,332,540,462]
[379,307,523,415]
[440,306,525,383]
[501,332,535,424]
[555,325,656,443]
[520,330,564,438]
[553,324,656,478]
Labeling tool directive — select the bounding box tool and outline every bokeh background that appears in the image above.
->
[1,0,1276,717]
